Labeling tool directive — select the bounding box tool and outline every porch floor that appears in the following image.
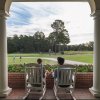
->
[1,88,98,100]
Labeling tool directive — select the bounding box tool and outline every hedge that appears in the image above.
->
[8,63,93,73]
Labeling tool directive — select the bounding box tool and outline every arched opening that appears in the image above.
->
[2,0,100,98]
[7,2,93,52]
[7,1,94,99]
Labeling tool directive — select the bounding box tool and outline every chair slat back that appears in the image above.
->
[26,66,43,85]
[57,67,76,86]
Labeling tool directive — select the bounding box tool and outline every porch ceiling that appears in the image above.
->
[12,0,88,2]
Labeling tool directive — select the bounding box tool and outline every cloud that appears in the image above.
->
[7,2,94,44]
[7,2,33,26]
[69,37,94,45]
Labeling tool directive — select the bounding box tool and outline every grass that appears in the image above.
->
[8,53,51,57]
[8,51,93,65]
[8,51,93,57]
[64,51,93,55]
[63,54,93,63]
[8,57,57,65]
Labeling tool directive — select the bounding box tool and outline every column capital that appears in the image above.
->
[91,10,100,19]
[0,10,9,19]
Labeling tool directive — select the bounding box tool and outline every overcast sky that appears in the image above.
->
[7,2,94,45]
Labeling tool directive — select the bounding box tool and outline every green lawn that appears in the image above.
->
[8,53,51,57]
[8,57,57,65]
[63,54,93,64]
[8,51,93,65]
[64,51,93,55]
[8,51,93,57]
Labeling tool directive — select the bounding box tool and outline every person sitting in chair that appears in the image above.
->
[54,57,70,87]
[37,58,45,78]
[54,57,65,79]
[37,58,42,66]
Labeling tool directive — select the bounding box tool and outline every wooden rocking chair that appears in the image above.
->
[54,67,76,100]
[24,65,46,100]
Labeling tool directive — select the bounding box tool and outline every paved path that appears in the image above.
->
[19,57,90,65]
[40,57,89,65]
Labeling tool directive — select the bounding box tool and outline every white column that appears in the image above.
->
[0,10,12,97]
[89,10,100,97]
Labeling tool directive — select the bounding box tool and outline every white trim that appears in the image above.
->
[12,0,88,2]
[89,87,100,97]
[0,10,9,17]
[0,88,12,97]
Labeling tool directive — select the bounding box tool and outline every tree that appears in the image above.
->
[51,20,65,33]
[48,20,70,53]
[88,41,94,51]
[7,37,17,53]
[34,31,45,52]
[34,31,45,40]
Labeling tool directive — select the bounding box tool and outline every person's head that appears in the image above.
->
[57,57,64,65]
[37,58,42,64]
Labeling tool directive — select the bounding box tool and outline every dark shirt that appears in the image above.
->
[54,65,64,79]
[54,67,70,87]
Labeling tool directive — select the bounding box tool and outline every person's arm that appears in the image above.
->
[43,67,45,78]
[54,69,57,79]
[41,64,45,78]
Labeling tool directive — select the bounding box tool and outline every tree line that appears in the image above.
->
[7,19,93,53]
[67,41,93,51]
[7,34,93,53]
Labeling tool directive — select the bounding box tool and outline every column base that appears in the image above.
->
[89,87,100,97]
[0,87,12,97]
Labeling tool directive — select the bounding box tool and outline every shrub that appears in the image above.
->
[76,64,93,72]
[8,64,25,72]
[8,63,93,73]
[44,64,93,72]
[60,51,64,55]
[44,64,58,72]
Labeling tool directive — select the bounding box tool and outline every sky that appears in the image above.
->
[7,2,94,45]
